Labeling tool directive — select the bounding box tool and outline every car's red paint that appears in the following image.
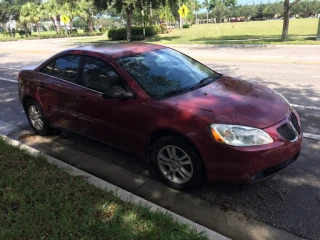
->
[18,43,302,183]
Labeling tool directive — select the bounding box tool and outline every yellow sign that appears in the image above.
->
[61,15,70,24]
[178,4,189,18]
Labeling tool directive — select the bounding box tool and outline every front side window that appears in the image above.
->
[41,61,55,76]
[80,56,128,93]
[116,48,221,99]
[51,55,81,83]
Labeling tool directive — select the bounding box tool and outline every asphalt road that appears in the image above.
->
[0,40,320,239]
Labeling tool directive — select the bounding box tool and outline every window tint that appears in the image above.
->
[81,57,127,93]
[117,48,220,99]
[41,61,55,75]
[52,55,80,83]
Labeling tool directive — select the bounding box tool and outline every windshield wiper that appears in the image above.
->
[154,87,193,100]
[190,74,223,90]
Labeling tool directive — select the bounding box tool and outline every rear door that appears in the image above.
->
[37,54,83,131]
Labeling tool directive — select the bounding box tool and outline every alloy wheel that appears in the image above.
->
[28,105,43,131]
[157,145,194,184]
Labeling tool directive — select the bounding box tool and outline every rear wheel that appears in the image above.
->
[151,136,205,190]
[26,99,52,136]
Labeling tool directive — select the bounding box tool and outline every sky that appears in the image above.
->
[237,0,280,5]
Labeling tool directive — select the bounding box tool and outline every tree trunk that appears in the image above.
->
[50,17,58,34]
[281,0,290,42]
[316,16,320,41]
[196,12,198,24]
[149,2,153,25]
[70,18,73,33]
[57,15,62,34]
[36,22,40,37]
[89,10,94,32]
[179,3,182,29]
[207,10,209,24]
[125,4,134,41]
[23,23,29,37]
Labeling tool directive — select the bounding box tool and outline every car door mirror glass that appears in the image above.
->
[102,86,134,99]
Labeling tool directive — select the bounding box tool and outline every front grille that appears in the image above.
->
[277,124,297,141]
[291,112,300,135]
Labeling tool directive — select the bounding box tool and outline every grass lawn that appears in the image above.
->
[146,18,319,44]
[0,29,101,42]
[0,137,206,239]
[67,18,320,45]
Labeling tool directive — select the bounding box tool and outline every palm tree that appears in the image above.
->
[20,2,41,37]
[202,0,210,23]
[192,0,201,24]
[41,0,60,34]
[159,0,174,30]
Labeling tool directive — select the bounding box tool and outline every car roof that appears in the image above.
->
[71,42,167,59]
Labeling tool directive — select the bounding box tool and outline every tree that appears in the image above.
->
[20,2,41,37]
[212,3,229,23]
[159,0,174,28]
[281,0,300,42]
[191,0,201,24]
[202,0,210,23]
[40,0,60,34]
[94,0,175,41]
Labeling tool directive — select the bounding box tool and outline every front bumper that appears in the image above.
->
[201,109,302,183]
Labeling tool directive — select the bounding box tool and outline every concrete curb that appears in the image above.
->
[0,133,229,240]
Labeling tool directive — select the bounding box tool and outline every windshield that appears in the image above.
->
[116,48,221,99]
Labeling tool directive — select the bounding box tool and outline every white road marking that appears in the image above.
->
[310,76,320,78]
[0,66,20,71]
[291,104,320,111]
[0,77,18,83]
[303,133,320,141]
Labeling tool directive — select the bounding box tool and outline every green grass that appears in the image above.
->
[0,137,207,240]
[146,18,319,44]
[0,30,104,42]
[67,18,320,45]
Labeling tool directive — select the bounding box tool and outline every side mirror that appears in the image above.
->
[102,86,135,99]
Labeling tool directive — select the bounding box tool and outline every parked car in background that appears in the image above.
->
[18,43,302,190]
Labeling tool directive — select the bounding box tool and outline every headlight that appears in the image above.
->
[210,124,273,146]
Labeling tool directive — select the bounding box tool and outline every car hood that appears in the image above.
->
[162,76,291,129]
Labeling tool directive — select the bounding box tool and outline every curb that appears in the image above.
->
[0,133,229,240]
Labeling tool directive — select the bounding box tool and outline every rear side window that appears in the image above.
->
[52,55,80,83]
[41,55,80,83]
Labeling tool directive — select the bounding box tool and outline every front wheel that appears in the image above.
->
[26,99,52,136]
[150,136,205,190]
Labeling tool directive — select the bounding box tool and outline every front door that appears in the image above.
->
[73,56,146,154]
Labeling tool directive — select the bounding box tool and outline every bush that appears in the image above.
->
[108,25,158,41]
[159,24,167,33]
[99,27,107,33]
[131,35,146,41]
[108,28,127,40]
[18,29,26,38]
[183,24,190,28]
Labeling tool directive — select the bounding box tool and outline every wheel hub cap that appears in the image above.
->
[157,145,193,184]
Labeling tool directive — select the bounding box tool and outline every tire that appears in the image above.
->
[150,136,205,190]
[25,99,52,136]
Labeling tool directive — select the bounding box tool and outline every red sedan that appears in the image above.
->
[18,43,302,190]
